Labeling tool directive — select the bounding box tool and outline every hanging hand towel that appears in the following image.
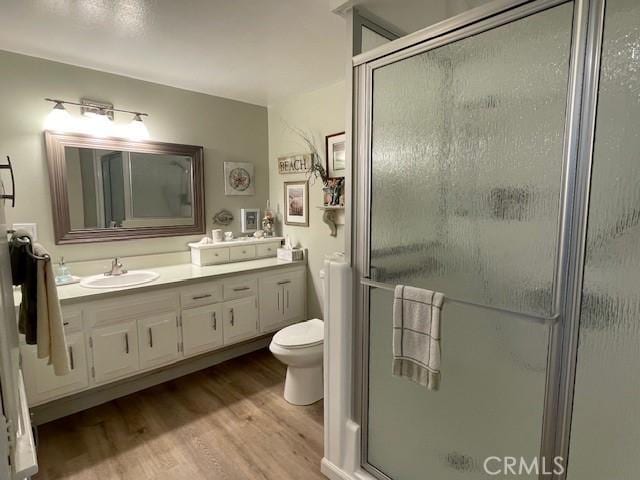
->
[393,285,444,390]
[34,244,70,376]
[10,230,38,344]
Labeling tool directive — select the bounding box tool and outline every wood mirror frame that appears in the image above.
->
[45,131,205,244]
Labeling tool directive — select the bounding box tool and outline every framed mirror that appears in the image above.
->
[45,131,205,244]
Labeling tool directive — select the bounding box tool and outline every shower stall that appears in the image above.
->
[350,0,640,478]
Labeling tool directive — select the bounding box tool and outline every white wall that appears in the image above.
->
[268,81,346,319]
[0,49,269,262]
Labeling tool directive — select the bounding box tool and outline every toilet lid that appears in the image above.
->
[273,319,324,348]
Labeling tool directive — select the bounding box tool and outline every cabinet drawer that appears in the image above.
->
[256,242,280,258]
[229,245,256,262]
[180,282,223,309]
[199,247,230,265]
[223,277,258,300]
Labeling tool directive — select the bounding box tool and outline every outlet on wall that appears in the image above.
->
[12,223,37,241]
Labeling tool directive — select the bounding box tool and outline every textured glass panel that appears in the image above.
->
[370,4,574,316]
[368,288,549,479]
[568,0,640,478]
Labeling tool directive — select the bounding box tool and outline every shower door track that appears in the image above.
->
[352,0,603,479]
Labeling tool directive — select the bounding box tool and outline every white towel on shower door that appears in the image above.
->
[392,285,445,390]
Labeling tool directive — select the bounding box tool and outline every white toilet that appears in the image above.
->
[269,318,324,405]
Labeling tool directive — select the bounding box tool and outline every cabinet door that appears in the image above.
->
[138,312,179,370]
[284,274,306,323]
[182,304,223,357]
[21,332,89,406]
[91,321,139,385]
[258,276,285,333]
[223,296,258,345]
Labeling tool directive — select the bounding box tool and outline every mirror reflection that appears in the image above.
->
[65,147,194,230]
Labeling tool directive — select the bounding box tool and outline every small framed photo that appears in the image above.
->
[325,132,346,178]
[284,181,309,227]
[240,208,260,233]
[224,161,255,196]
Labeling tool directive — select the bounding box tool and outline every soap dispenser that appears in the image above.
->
[56,257,72,285]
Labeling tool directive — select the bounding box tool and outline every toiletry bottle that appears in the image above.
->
[56,257,72,284]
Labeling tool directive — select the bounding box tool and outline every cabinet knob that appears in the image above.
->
[230,308,235,326]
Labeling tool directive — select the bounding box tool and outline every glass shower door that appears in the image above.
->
[362,2,576,479]
[568,0,640,477]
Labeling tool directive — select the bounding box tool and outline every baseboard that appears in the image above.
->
[322,458,367,480]
[31,336,271,425]
[322,458,352,480]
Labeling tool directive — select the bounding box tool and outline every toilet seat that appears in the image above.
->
[273,319,324,349]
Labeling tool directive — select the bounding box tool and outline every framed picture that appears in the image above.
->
[224,161,255,196]
[240,208,260,233]
[325,132,346,178]
[284,181,309,227]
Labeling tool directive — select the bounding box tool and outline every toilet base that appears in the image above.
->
[284,364,324,406]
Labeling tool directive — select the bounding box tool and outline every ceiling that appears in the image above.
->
[0,0,346,106]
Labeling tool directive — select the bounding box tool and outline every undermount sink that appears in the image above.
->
[79,270,160,289]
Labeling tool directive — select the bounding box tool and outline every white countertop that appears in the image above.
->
[14,257,305,306]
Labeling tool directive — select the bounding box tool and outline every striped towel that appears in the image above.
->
[393,285,445,390]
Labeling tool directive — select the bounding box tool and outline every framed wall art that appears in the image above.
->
[224,161,255,196]
[278,153,312,174]
[240,208,260,233]
[284,181,309,227]
[325,132,346,178]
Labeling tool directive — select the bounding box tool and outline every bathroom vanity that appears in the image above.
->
[18,258,306,421]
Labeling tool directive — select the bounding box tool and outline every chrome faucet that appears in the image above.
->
[105,257,128,276]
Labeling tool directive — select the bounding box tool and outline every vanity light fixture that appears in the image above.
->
[44,98,149,139]
[128,113,150,140]
[43,100,72,132]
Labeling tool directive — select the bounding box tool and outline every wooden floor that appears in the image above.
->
[33,349,325,480]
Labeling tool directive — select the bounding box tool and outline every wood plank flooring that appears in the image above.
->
[33,349,325,480]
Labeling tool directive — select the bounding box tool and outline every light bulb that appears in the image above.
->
[128,114,149,140]
[44,102,72,131]
[83,111,113,137]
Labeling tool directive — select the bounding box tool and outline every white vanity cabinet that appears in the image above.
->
[90,320,139,385]
[86,290,180,385]
[138,312,180,370]
[259,270,306,333]
[20,261,307,409]
[21,332,89,405]
[20,308,89,405]
[222,296,259,345]
[181,304,223,357]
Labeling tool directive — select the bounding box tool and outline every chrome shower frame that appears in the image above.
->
[351,0,605,478]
